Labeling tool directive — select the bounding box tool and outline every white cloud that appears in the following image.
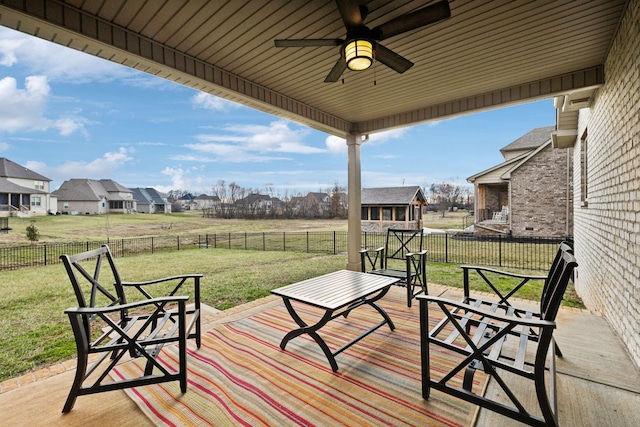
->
[325,128,408,154]
[192,92,241,112]
[0,27,135,83]
[0,76,87,136]
[325,135,346,153]
[0,36,21,66]
[184,120,323,162]
[154,167,204,193]
[0,142,9,151]
[26,147,134,182]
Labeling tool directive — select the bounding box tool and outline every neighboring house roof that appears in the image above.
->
[0,157,51,181]
[53,178,131,201]
[99,179,132,194]
[362,186,425,205]
[468,127,554,183]
[307,192,329,202]
[130,187,167,205]
[0,178,47,194]
[144,188,167,204]
[195,194,220,201]
[499,126,555,158]
[237,193,270,205]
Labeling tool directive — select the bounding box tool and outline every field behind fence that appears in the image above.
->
[0,231,568,271]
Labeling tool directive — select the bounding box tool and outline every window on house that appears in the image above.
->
[370,207,380,220]
[63,202,69,209]
[110,201,124,209]
[382,207,392,221]
[361,206,368,220]
[395,207,406,221]
[580,130,588,207]
[31,196,41,206]
[34,181,44,190]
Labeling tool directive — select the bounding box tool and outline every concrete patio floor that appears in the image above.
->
[1,284,639,426]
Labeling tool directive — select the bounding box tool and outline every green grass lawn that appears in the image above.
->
[0,244,582,382]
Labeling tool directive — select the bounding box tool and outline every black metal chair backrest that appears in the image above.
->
[539,243,577,321]
[384,228,424,265]
[60,245,126,334]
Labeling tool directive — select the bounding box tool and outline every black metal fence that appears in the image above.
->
[0,231,568,272]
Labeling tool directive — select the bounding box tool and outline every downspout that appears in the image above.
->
[346,134,364,271]
[566,149,570,236]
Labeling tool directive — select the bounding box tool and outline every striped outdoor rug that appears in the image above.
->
[114,289,485,426]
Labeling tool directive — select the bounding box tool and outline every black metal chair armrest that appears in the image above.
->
[64,295,189,315]
[359,246,384,254]
[418,295,556,328]
[461,265,547,280]
[121,273,203,286]
[407,249,428,258]
[461,264,547,303]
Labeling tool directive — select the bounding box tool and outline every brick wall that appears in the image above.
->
[510,145,573,237]
[574,0,640,367]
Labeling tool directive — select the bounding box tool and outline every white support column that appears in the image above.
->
[346,134,362,271]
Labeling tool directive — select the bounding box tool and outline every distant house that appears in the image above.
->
[467,126,572,237]
[53,179,136,214]
[130,187,171,214]
[235,193,271,211]
[361,186,426,232]
[192,194,221,210]
[0,157,55,216]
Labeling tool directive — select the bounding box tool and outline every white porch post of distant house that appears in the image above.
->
[347,133,363,271]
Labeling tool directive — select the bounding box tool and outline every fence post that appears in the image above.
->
[306,232,309,253]
[445,233,449,263]
[263,232,266,251]
[245,232,247,250]
[283,232,286,251]
[177,236,180,251]
[151,237,154,254]
[44,244,47,266]
[333,231,336,254]
[499,236,502,267]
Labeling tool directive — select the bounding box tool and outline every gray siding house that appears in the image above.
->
[0,158,55,216]
[53,179,136,214]
[130,187,170,214]
[361,186,426,232]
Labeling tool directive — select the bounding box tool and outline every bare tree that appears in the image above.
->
[430,182,462,217]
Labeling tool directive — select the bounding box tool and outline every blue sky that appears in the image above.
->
[0,26,555,197]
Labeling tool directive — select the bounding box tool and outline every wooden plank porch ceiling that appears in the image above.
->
[0,0,627,137]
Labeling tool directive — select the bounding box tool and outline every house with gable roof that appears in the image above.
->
[361,186,426,232]
[53,178,136,214]
[467,126,572,237]
[130,187,171,214]
[0,157,55,216]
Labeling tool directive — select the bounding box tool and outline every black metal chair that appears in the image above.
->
[60,244,202,413]
[419,243,577,427]
[360,228,427,307]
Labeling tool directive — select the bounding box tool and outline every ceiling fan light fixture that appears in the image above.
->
[345,39,373,71]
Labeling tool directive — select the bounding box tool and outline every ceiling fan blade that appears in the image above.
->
[324,57,348,83]
[335,0,363,29]
[375,43,413,74]
[274,39,342,48]
[371,0,451,40]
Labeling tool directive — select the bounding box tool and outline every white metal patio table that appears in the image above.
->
[271,270,399,371]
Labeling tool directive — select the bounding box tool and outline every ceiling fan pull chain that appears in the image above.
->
[373,51,377,86]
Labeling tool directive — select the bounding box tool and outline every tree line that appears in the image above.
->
[164,180,473,220]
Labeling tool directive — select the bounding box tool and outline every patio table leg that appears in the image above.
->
[280,298,339,371]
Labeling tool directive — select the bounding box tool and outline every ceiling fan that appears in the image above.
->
[274,0,451,83]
